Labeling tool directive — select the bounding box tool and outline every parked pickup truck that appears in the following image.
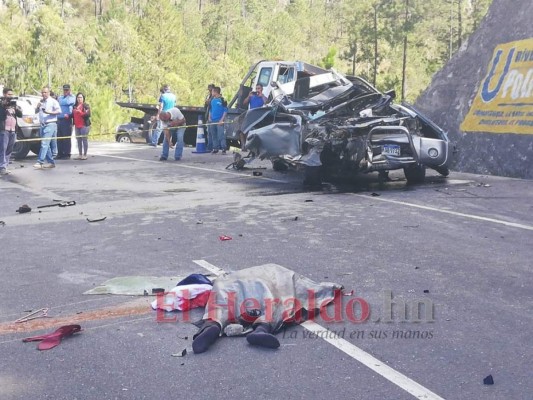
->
[11,95,42,160]
[115,60,328,147]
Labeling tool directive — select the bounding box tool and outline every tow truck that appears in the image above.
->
[115,60,327,146]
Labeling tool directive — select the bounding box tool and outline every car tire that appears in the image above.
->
[434,166,450,177]
[404,163,426,184]
[303,165,323,188]
[272,159,289,172]
[12,133,30,160]
[117,134,132,143]
[30,142,41,155]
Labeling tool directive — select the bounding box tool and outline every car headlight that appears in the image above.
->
[23,116,35,124]
[428,148,439,158]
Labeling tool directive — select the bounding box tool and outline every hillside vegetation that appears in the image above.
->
[0,0,491,136]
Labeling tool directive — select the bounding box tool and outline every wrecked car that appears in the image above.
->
[235,66,450,185]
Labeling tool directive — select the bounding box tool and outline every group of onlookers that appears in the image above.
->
[1,81,268,176]
[33,84,92,170]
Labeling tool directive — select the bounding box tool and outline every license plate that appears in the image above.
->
[382,145,400,156]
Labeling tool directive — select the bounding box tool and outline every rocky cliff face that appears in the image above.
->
[415,0,533,179]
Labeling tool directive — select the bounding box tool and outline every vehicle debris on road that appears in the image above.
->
[15,204,31,213]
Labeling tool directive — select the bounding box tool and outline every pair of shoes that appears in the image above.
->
[33,163,43,169]
[43,163,56,169]
[0,168,9,175]
[159,156,167,161]
[74,155,82,160]
[221,150,227,155]
[211,149,219,154]
[81,155,88,160]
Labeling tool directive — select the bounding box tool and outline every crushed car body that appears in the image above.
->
[235,65,450,184]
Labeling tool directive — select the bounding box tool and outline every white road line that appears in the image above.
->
[192,259,445,400]
[192,259,226,276]
[94,153,287,183]
[354,193,533,231]
[301,320,444,399]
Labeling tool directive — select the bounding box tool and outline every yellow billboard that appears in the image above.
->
[461,38,533,134]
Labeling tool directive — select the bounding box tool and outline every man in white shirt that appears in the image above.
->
[158,107,186,161]
[34,86,61,169]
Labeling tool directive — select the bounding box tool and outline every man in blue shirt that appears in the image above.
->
[208,86,228,154]
[240,84,269,148]
[244,84,268,109]
[56,84,75,159]
[152,85,176,146]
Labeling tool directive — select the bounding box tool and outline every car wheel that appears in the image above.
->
[30,142,41,155]
[272,159,289,172]
[12,133,30,160]
[117,134,132,143]
[303,165,323,188]
[404,163,426,184]
[434,166,450,177]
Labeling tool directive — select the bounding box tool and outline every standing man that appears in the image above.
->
[158,107,186,161]
[152,84,176,146]
[241,84,269,148]
[57,84,75,159]
[0,88,21,175]
[243,84,268,109]
[204,84,214,151]
[208,86,227,155]
[34,86,60,169]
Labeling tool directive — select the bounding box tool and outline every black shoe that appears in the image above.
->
[246,324,280,349]
[221,150,226,155]
[159,156,167,161]
[211,149,219,154]
[192,322,221,354]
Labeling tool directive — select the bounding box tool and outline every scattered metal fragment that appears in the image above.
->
[171,349,187,357]
[483,375,494,385]
[304,199,313,202]
[196,220,203,224]
[15,308,50,323]
[16,204,31,213]
[371,192,380,197]
[38,200,76,209]
[0,221,5,226]
[403,225,419,228]
[423,290,430,293]
[219,235,232,241]
[86,217,107,223]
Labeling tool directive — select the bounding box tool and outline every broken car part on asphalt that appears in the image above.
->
[37,200,76,209]
[235,65,450,186]
[15,308,50,323]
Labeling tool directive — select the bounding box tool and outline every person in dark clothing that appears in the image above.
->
[0,88,22,175]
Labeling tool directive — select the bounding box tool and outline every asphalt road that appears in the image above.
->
[1,141,532,400]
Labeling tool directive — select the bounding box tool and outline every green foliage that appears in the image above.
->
[0,0,492,134]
